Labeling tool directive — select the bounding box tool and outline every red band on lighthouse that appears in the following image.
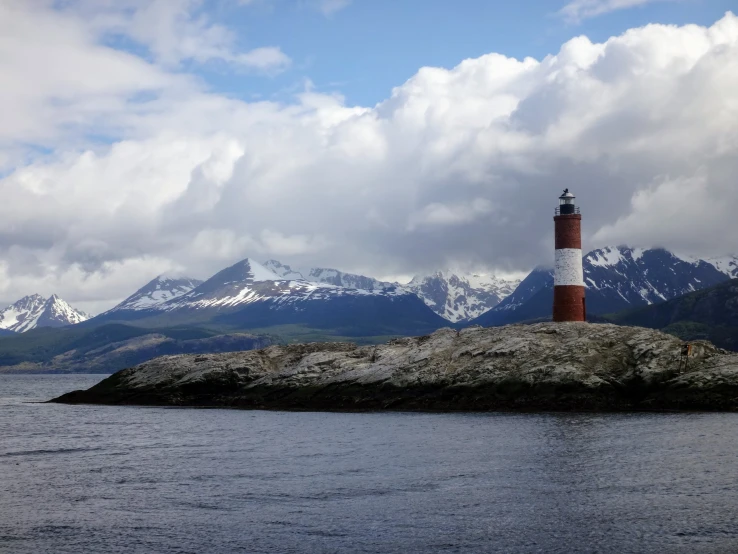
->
[553,190,586,322]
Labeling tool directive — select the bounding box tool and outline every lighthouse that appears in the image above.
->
[553,189,586,322]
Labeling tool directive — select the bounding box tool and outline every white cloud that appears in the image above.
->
[239,0,352,16]
[0,1,182,152]
[235,46,292,70]
[315,0,352,16]
[0,256,184,316]
[68,0,291,70]
[1,7,738,311]
[559,0,679,23]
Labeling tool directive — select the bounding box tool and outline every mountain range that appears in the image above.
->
[264,260,393,291]
[471,247,738,327]
[1,245,737,372]
[93,258,448,340]
[263,260,520,322]
[403,271,520,322]
[3,246,737,334]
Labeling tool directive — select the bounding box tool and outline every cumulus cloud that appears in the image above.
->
[559,0,679,23]
[1,5,738,313]
[0,1,182,153]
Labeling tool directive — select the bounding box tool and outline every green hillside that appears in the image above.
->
[608,279,738,351]
[0,324,273,373]
[0,320,417,374]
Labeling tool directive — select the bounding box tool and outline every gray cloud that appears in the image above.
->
[0,4,737,314]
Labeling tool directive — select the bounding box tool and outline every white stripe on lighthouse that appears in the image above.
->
[554,248,584,286]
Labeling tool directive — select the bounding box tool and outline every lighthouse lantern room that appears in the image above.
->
[553,189,586,322]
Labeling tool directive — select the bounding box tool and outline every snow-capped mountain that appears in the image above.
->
[87,247,738,336]
[264,260,520,322]
[582,247,734,311]
[90,258,446,337]
[471,246,738,327]
[0,294,90,333]
[107,275,203,312]
[164,259,404,312]
[403,271,521,322]
[486,267,555,314]
[100,258,409,319]
[262,260,304,280]
[264,260,393,291]
[686,255,738,279]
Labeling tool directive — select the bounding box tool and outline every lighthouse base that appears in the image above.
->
[553,285,586,322]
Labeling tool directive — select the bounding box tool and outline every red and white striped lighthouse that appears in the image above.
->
[553,189,586,322]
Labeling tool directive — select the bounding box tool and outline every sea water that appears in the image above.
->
[1,374,737,553]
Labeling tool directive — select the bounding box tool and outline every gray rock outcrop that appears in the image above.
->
[53,323,738,411]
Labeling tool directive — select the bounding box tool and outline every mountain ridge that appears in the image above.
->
[470,247,738,327]
[0,294,89,333]
[403,270,520,322]
[86,258,448,340]
[107,275,203,313]
[264,259,520,323]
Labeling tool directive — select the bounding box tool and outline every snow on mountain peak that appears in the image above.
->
[670,252,738,278]
[156,257,410,313]
[43,295,90,325]
[404,269,521,322]
[579,246,734,309]
[262,260,520,322]
[586,246,627,267]
[243,258,282,282]
[705,256,738,278]
[0,294,89,333]
[586,246,738,279]
[671,251,701,265]
[203,258,282,286]
[107,275,204,312]
[264,260,395,291]
[263,260,305,280]
[154,257,291,311]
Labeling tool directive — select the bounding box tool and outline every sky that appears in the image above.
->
[1,0,737,314]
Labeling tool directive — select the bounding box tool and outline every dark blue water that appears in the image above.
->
[1,375,738,553]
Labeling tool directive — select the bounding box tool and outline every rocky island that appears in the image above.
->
[53,323,738,412]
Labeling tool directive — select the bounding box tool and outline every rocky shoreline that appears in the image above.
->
[52,323,738,412]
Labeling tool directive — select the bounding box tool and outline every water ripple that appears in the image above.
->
[1,374,738,553]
